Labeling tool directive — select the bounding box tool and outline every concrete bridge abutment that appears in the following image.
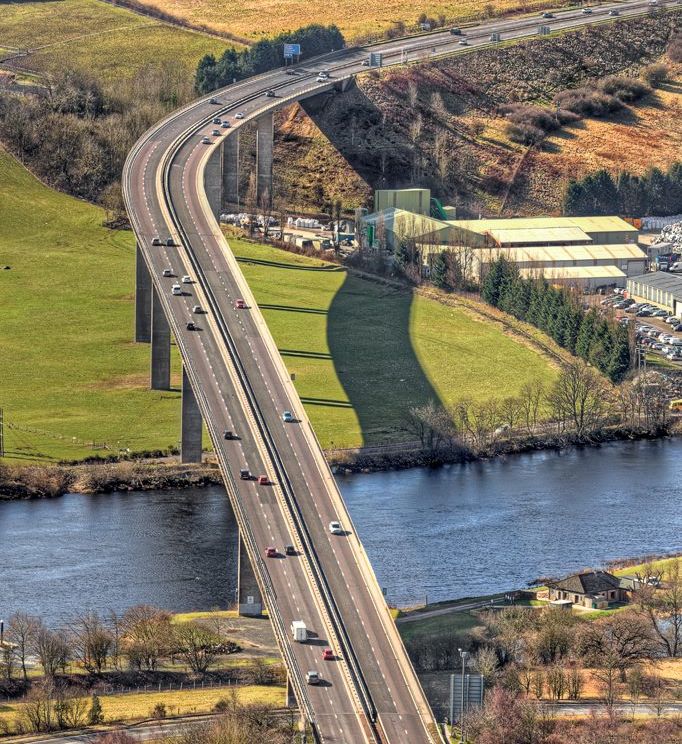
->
[150,285,171,390]
[135,243,152,343]
[255,111,274,209]
[180,365,203,463]
[238,532,263,616]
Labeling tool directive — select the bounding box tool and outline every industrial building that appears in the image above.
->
[360,190,647,290]
[627,272,682,317]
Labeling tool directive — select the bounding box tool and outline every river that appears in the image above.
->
[2,440,681,624]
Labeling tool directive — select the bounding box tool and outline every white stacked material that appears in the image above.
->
[653,220,682,249]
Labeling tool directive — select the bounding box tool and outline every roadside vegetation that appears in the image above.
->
[0,606,284,736]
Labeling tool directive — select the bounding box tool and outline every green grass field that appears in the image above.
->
[231,238,558,448]
[0,0,229,84]
[0,148,181,462]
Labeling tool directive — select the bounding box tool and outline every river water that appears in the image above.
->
[3,440,681,624]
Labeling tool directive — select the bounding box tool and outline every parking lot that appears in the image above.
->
[600,290,682,366]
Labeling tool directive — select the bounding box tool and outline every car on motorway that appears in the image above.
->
[209,97,219,104]
[166,237,175,247]
[162,268,173,277]
[316,76,329,82]
[449,27,462,34]
[192,304,203,313]
[186,321,196,331]
[282,410,294,423]
[285,545,297,556]
[201,136,211,144]
[234,298,246,309]
[181,275,192,284]
[582,7,593,13]
[608,8,620,14]
[223,430,237,440]
[322,648,334,661]
[361,59,370,66]
[265,90,276,97]
[235,112,245,119]
[541,11,554,17]
[329,521,342,535]
[257,475,269,485]
[306,671,320,686]
[221,120,231,128]
[212,117,222,124]
[458,38,469,45]
[171,284,182,296]
[211,129,221,136]
[152,236,162,246]
[240,468,251,480]
[265,547,278,558]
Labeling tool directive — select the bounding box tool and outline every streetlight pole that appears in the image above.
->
[458,648,469,744]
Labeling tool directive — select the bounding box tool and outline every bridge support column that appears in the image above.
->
[222,133,240,211]
[256,111,274,209]
[135,243,152,343]
[238,533,263,616]
[150,286,171,390]
[205,145,223,220]
[180,365,202,463]
[286,675,297,708]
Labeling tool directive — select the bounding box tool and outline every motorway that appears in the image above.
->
[123,2,676,741]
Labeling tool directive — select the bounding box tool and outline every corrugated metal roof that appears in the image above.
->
[487,244,646,262]
[450,215,638,235]
[519,266,626,279]
[627,272,682,301]
[488,226,591,244]
[363,208,452,236]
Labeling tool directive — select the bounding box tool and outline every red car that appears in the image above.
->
[322,648,334,661]
[234,298,246,309]
[257,475,269,485]
[265,547,277,558]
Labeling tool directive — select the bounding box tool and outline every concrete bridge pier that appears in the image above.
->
[222,133,240,211]
[237,533,263,616]
[150,285,171,390]
[135,243,152,343]
[180,365,202,463]
[205,145,223,220]
[256,111,274,209]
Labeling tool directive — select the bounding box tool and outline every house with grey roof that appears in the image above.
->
[547,570,625,609]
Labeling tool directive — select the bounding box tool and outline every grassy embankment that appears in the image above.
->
[0,148,184,462]
[0,0,229,84]
[230,238,558,449]
[0,143,558,463]
[133,0,556,42]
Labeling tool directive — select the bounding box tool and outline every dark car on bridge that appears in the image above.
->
[240,469,251,480]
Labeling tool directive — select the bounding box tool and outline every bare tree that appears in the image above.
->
[173,622,222,676]
[7,612,40,681]
[34,625,71,680]
[546,362,610,437]
[70,612,112,674]
[519,380,544,432]
[121,605,172,672]
[635,559,682,658]
[404,401,459,452]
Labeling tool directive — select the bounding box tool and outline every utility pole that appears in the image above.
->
[0,407,4,458]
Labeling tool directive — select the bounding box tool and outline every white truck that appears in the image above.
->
[291,620,308,642]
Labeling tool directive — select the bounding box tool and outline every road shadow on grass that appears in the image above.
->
[236,256,343,272]
[327,272,442,445]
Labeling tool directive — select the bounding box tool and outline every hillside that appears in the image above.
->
[0,148,182,462]
[133,0,553,43]
[230,238,558,448]
[271,12,682,215]
[0,0,228,85]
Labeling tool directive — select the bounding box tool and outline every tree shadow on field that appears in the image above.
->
[327,272,442,445]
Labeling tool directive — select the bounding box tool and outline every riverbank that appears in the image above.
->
[0,459,222,500]
[1,424,677,499]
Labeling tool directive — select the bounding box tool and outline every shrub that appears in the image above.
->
[554,86,623,117]
[641,63,669,87]
[667,33,682,62]
[598,75,650,102]
[499,103,559,132]
[150,702,167,720]
[507,121,546,145]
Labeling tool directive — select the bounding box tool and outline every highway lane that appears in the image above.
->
[125,2,678,740]
[127,134,373,743]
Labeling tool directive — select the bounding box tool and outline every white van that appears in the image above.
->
[291,620,307,642]
[171,284,182,296]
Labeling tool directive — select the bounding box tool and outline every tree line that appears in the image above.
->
[564,163,682,218]
[481,257,631,382]
[195,25,345,94]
